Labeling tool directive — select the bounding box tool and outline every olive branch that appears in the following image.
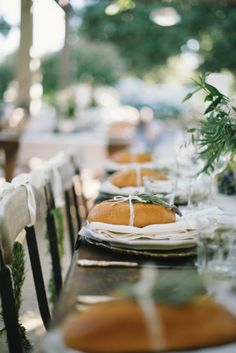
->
[10,241,32,353]
[45,207,64,306]
[108,193,182,216]
[183,73,236,174]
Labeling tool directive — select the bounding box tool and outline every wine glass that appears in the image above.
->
[207,153,230,205]
[177,144,201,209]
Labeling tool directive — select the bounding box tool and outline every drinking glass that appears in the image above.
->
[196,213,236,278]
[207,153,230,205]
[143,176,177,205]
[176,145,201,209]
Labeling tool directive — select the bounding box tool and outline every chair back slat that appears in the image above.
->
[0,184,51,353]
[0,248,23,353]
[25,226,51,328]
[57,160,74,191]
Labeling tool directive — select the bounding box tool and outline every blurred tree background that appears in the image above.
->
[0,16,15,99]
[1,0,236,100]
[78,0,236,77]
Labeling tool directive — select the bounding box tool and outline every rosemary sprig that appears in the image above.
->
[135,193,182,216]
[45,207,64,306]
[108,194,182,216]
[119,272,205,305]
[11,241,33,353]
[183,73,236,174]
[11,242,25,313]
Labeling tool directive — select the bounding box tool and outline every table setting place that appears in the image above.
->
[40,140,236,353]
[103,150,159,174]
[42,268,236,353]
[42,78,236,353]
[42,163,236,353]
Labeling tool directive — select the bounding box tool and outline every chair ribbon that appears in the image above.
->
[39,152,65,208]
[12,174,37,226]
[0,174,37,226]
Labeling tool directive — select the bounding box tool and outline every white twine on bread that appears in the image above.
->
[110,195,144,226]
[135,268,166,351]
[135,164,142,186]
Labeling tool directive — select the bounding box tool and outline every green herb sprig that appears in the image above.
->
[119,272,205,305]
[183,74,236,174]
[11,241,33,353]
[45,207,64,306]
[134,193,182,216]
[108,194,182,216]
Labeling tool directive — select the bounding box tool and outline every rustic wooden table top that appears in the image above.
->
[52,237,196,326]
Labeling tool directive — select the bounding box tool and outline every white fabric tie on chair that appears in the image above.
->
[0,174,37,226]
[39,152,66,208]
[12,174,37,226]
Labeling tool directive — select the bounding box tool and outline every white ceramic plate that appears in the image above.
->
[80,226,196,251]
[41,329,236,353]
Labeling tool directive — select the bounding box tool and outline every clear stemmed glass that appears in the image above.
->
[177,145,201,209]
[207,153,230,205]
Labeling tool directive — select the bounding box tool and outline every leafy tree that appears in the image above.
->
[0,55,15,100]
[0,17,13,99]
[73,39,124,85]
[78,1,236,76]
[41,53,60,95]
[0,16,10,36]
[41,39,124,95]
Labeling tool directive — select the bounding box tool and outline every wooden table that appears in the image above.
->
[52,238,195,326]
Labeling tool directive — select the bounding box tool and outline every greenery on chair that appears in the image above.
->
[11,241,32,353]
[45,208,64,305]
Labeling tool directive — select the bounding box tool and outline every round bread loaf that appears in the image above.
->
[111,150,152,164]
[88,200,175,227]
[63,298,236,353]
[109,169,167,188]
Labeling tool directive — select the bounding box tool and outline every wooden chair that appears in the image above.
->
[42,153,85,256]
[0,186,51,353]
[56,157,84,255]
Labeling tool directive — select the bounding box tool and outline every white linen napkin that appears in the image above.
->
[100,177,208,198]
[104,160,158,172]
[85,206,222,242]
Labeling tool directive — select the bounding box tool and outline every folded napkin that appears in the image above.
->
[96,229,197,241]
[100,177,208,199]
[80,207,222,247]
[100,180,144,196]
[104,160,158,172]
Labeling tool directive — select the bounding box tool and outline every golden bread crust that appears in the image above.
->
[63,298,236,353]
[109,169,167,188]
[111,150,152,164]
[87,201,175,227]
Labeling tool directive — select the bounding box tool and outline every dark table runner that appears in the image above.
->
[52,237,196,326]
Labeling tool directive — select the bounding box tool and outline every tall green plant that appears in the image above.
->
[183,74,236,174]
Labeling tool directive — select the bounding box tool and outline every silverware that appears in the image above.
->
[77,259,139,267]
[77,295,116,304]
[77,259,195,269]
